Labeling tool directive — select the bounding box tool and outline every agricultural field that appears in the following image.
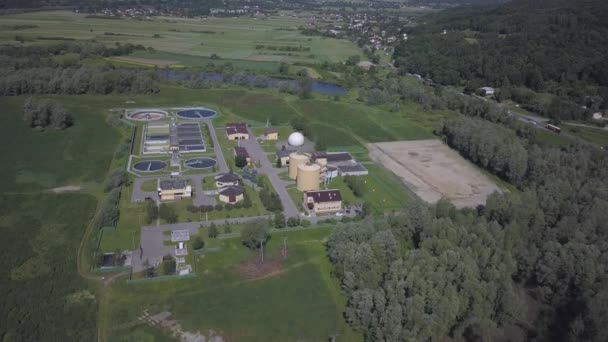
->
[0,11,362,65]
[104,227,361,341]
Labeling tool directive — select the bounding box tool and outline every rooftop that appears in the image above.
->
[312,152,353,163]
[264,128,279,135]
[306,189,342,203]
[215,172,240,183]
[227,126,248,135]
[160,179,187,190]
[234,146,250,158]
[219,185,245,196]
[276,149,294,158]
[337,163,368,173]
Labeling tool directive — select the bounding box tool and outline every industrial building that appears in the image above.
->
[264,128,279,140]
[226,123,249,140]
[304,189,342,214]
[287,151,365,191]
[218,185,245,204]
[158,179,192,201]
[215,173,240,187]
[234,146,251,164]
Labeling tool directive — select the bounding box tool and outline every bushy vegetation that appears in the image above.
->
[96,187,121,228]
[22,97,73,129]
[240,219,270,249]
[0,194,98,341]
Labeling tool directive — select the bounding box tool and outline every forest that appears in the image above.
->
[393,0,608,120]
[330,91,608,341]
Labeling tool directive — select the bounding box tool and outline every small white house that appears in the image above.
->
[480,87,495,96]
[592,112,604,120]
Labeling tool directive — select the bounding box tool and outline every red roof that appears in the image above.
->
[227,126,248,135]
[306,189,342,203]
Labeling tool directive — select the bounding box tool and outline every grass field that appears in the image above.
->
[0,96,120,192]
[563,125,608,147]
[105,227,361,341]
[0,11,362,65]
[0,96,122,340]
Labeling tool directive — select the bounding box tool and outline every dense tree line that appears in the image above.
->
[22,97,73,129]
[432,113,608,340]
[394,0,608,119]
[1,67,159,96]
[0,42,160,95]
[328,201,520,341]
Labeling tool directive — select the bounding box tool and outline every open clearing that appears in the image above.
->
[0,11,362,64]
[369,140,501,208]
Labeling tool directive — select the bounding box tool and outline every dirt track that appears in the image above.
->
[369,140,501,208]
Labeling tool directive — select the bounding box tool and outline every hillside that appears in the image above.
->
[394,0,608,120]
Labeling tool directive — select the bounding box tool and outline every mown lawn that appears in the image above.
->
[106,227,361,342]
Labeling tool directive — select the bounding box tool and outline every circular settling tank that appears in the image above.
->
[176,108,217,120]
[184,157,217,169]
[133,160,167,172]
[126,110,168,121]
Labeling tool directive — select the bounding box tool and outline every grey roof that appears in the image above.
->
[234,146,250,158]
[215,173,240,183]
[312,152,353,162]
[227,126,248,135]
[276,149,294,158]
[306,189,342,203]
[337,164,368,174]
[160,179,187,190]
[219,185,245,196]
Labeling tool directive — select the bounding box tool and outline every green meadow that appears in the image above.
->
[0,11,362,64]
[105,227,361,342]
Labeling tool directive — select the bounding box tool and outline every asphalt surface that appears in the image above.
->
[239,128,300,218]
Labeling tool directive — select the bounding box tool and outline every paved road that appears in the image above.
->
[205,120,228,173]
[240,129,300,218]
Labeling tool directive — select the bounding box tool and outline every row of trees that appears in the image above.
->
[2,67,160,96]
[22,97,73,130]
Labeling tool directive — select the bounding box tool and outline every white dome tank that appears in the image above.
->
[288,132,305,147]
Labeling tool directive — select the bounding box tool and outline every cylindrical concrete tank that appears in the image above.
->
[288,153,309,180]
[297,163,321,191]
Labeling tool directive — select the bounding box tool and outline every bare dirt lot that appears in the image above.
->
[369,140,501,208]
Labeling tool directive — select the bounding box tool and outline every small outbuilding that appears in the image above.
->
[479,87,495,96]
[304,189,342,214]
[264,128,279,140]
[226,123,249,140]
[357,61,375,70]
[276,149,293,166]
[218,185,245,204]
[234,146,251,164]
[215,173,240,187]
